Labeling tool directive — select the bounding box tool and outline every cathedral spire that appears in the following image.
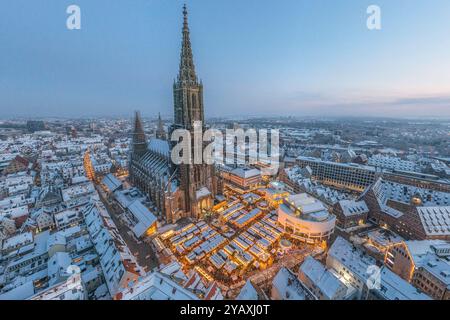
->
[156,112,166,140]
[131,110,147,158]
[178,4,197,84]
[173,4,205,129]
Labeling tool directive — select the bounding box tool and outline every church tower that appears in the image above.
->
[173,4,205,130]
[131,110,148,160]
[155,113,166,140]
[173,5,215,219]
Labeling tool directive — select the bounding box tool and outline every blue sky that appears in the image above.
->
[1,0,450,118]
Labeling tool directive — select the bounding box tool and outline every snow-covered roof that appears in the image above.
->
[196,187,211,200]
[0,281,35,300]
[404,240,448,265]
[281,193,333,222]
[272,267,316,300]
[420,253,450,286]
[236,280,259,300]
[328,236,376,282]
[128,200,157,238]
[61,182,95,202]
[368,154,418,172]
[1,232,33,251]
[102,174,122,193]
[114,188,146,209]
[47,252,71,285]
[116,272,199,300]
[417,206,450,236]
[83,201,144,295]
[288,193,326,214]
[148,138,170,158]
[0,205,29,219]
[231,167,261,179]
[338,200,369,217]
[372,178,450,208]
[30,274,85,300]
[159,261,188,282]
[375,267,431,300]
[299,256,347,299]
[46,232,66,251]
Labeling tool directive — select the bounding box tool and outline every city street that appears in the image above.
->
[96,185,159,273]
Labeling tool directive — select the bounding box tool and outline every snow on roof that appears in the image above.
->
[368,154,418,172]
[128,200,157,238]
[282,193,332,222]
[102,174,122,192]
[231,167,261,179]
[328,236,376,281]
[420,253,450,286]
[47,252,71,285]
[196,187,211,200]
[1,232,33,251]
[46,232,66,251]
[367,229,403,247]
[299,256,347,299]
[71,175,89,185]
[297,156,376,171]
[404,240,448,265]
[148,138,170,158]
[373,178,450,207]
[0,195,30,210]
[159,261,188,282]
[61,182,95,202]
[2,232,50,281]
[272,267,316,300]
[376,267,431,300]
[114,188,146,209]
[83,201,144,295]
[236,280,259,300]
[0,281,35,300]
[30,274,85,300]
[1,205,29,219]
[338,200,369,217]
[417,206,450,236]
[128,200,156,237]
[116,272,199,300]
[288,193,326,214]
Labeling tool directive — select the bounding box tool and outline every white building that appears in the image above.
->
[83,201,144,296]
[115,272,199,300]
[368,154,418,172]
[277,193,336,244]
[326,236,376,299]
[271,267,316,300]
[298,256,349,300]
[368,266,431,300]
[30,273,87,300]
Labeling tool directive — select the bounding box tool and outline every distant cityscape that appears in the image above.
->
[0,4,449,302]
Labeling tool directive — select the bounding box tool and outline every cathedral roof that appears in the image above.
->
[139,150,171,179]
[148,138,170,158]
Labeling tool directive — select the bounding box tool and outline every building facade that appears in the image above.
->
[277,193,336,244]
[296,156,377,192]
[129,6,215,223]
